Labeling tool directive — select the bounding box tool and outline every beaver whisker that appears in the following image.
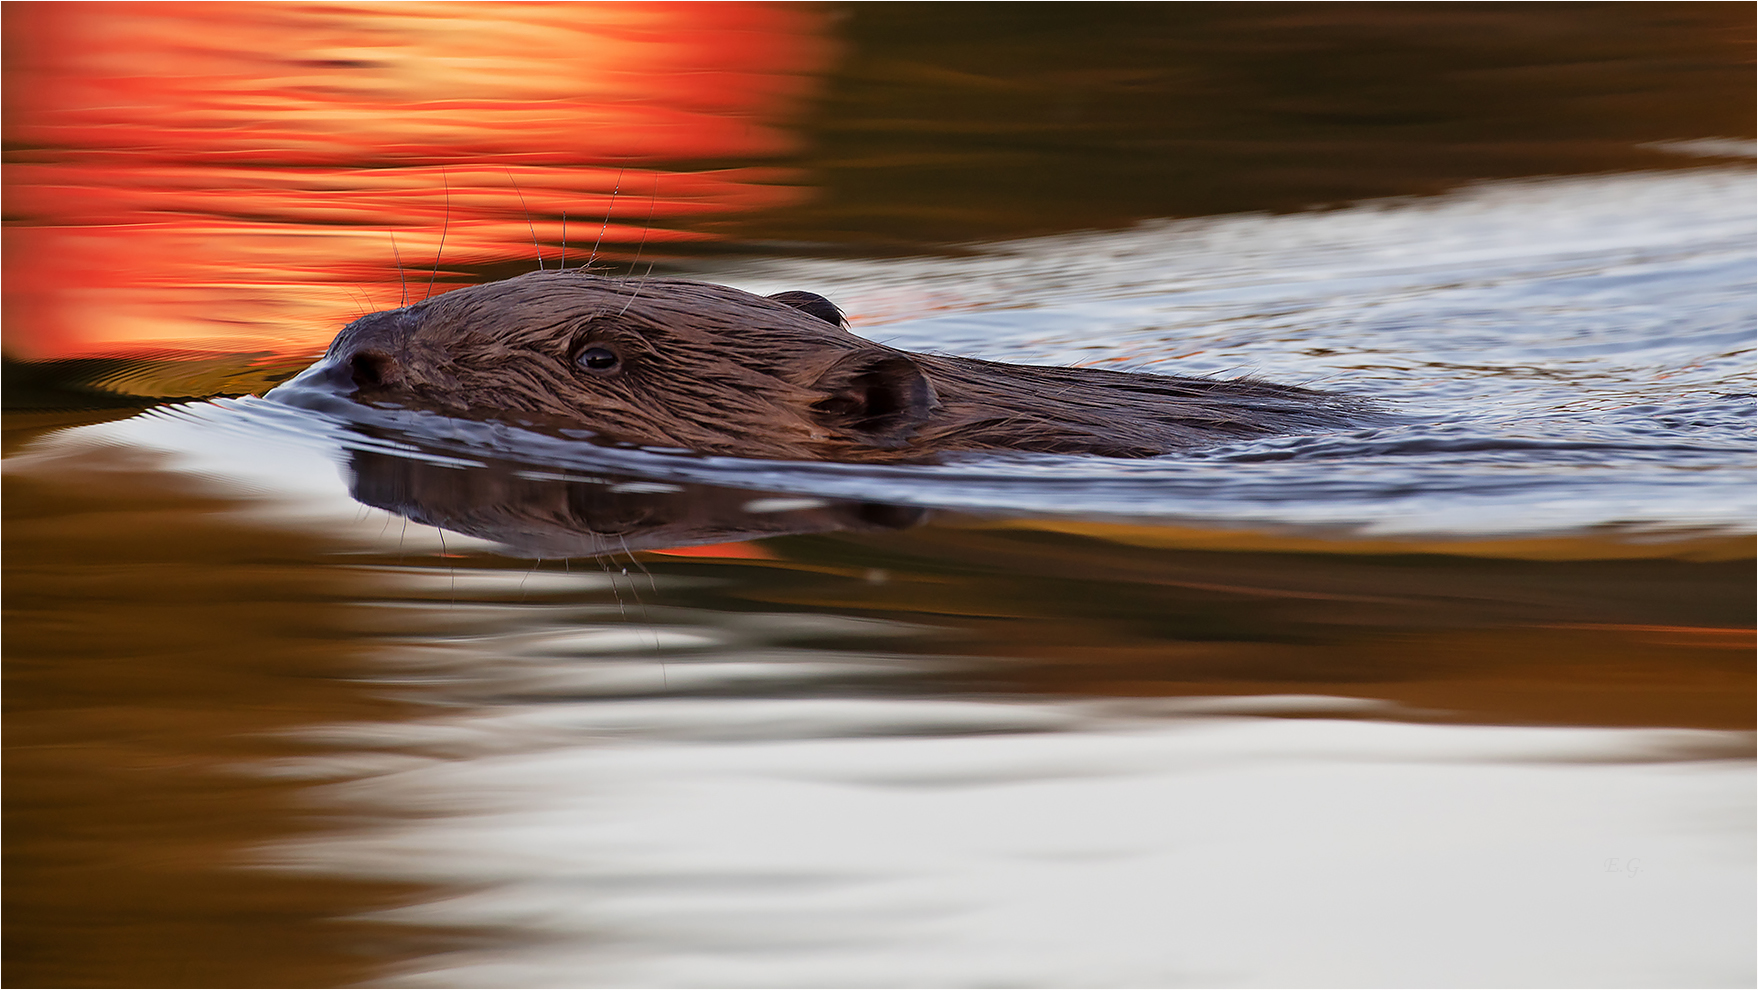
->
[587,169,625,272]
[506,169,544,272]
[519,556,542,601]
[425,169,451,302]
[616,261,659,318]
[389,231,407,307]
[612,176,662,317]
[618,533,661,598]
[609,536,665,660]
[342,285,373,321]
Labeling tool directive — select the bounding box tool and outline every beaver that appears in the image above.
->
[288,269,1363,462]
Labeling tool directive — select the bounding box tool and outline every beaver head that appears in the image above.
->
[311,269,937,460]
[295,268,1364,461]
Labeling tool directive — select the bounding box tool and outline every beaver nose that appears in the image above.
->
[347,349,398,388]
[328,309,416,390]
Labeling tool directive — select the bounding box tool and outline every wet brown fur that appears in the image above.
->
[314,269,1360,462]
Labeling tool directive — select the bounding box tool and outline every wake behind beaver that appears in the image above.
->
[275,269,1369,462]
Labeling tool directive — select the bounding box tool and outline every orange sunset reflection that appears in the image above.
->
[3,2,834,362]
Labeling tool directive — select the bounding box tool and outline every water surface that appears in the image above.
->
[4,6,1753,988]
[8,167,1753,987]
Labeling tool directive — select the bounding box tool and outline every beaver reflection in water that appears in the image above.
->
[309,269,1362,462]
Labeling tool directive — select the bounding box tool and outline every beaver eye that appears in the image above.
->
[576,346,620,373]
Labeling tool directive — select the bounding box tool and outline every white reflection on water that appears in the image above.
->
[267,697,1752,989]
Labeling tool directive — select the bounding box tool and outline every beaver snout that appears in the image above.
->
[345,349,399,388]
[325,308,424,391]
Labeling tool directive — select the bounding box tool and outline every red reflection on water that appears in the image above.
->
[3,2,833,360]
[647,541,779,560]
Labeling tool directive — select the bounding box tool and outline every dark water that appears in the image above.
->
[5,5,1754,988]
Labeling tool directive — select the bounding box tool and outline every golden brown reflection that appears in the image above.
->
[2,433,444,987]
[746,526,1756,733]
[2,2,833,360]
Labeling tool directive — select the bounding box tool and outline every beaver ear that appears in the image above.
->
[807,349,938,446]
[768,290,847,330]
